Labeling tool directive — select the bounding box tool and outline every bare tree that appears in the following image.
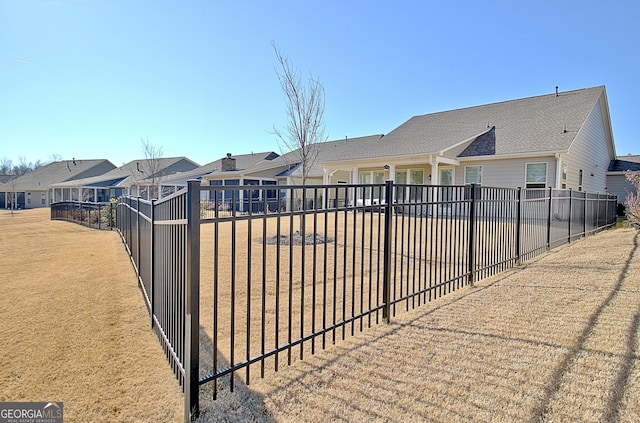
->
[625,170,640,227]
[271,42,327,186]
[6,175,18,215]
[137,137,164,200]
[14,157,31,176]
[0,157,12,175]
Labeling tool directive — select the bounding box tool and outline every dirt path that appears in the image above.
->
[0,209,183,422]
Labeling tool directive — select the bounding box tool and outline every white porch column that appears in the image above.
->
[286,176,293,212]
[239,177,244,212]
[350,166,358,206]
[322,168,329,209]
[430,157,439,217]
[431,162,439,186]
[387,163,396,181]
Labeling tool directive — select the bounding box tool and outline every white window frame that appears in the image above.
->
[561,164,568,189]
[525,162,548,189]
[464,165,483,185]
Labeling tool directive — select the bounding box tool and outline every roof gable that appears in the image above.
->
[381,86,606,157]
[1,159,116,191]
[53,157,199,188]
[458,127,496,157]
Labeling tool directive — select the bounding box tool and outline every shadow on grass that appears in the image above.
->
[194,327,275,423]
[531,232,639,422]
[191,231,640,422]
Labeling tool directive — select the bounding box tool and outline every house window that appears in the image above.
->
[27,192,31,205]
[526,163,547,189]
[261,180,277,198]
[358,171,386,203]
[464,166,482,185]
[41,193,46,205]
[209,180,222,201]
[561,165,568,189]
[578,169,583,191]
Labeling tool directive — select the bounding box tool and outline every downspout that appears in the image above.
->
[555,153,562,189]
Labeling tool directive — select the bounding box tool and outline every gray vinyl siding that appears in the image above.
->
[455,157,557,189]
[607,174,633,206]
[560,97,612,193]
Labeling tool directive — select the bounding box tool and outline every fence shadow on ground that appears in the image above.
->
[532,232,639,422]
[194,231,640,422]
[195,327,275,423]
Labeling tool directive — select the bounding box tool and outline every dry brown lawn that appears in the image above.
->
[2,208,640,422]
[0,208,183,422]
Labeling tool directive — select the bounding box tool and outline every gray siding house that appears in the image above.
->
[0,159,115,209]
[51,157,199,202]
[318,86,616,197]
[607,155,640,211]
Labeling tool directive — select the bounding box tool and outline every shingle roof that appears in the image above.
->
[279,135,386,177]
[53,157,199,188]
[0,175,14,185]
[608,156,640,172]
[379,86,606,157]
[189,152,281,181]
[1,159,115,191]
[458,127,496,157]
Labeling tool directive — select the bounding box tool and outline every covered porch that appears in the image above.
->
[321,154,461,207]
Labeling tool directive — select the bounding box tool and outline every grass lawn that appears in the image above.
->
[2,208,639,422]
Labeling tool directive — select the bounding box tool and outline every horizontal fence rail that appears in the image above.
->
[115,183,200,422]
[51,200,115,230]
[115,181,617,421]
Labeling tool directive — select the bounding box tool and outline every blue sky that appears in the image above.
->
[1,0,638,167]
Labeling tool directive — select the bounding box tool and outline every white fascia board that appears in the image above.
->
[456,150,566,162]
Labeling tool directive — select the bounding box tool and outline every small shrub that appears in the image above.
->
[101,198,117,227]
[625,170,640,228]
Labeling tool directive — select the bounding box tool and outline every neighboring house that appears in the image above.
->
[607,155,640,211]
[162,151,282,194]
[50,157,199,202]
[317,86,616,204]
[197,151,292,207]
[0,159,115,209]
[0,175,14,185]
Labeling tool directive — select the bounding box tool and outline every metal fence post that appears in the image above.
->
[468,183,477,286]
[137,196,141,277]
[583,192,588,237]
[382,180,394,323]
[185,180,201,421]
[547,188,553,250]
[568,188,573,243]
[150,199,155,329]
[516,187,522,265]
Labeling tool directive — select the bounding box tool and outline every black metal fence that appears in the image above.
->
[115,186,200,422]
[115,182,617,422]
[50,201,115,230]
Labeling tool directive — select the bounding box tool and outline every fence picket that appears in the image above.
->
[111,181,617,422]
